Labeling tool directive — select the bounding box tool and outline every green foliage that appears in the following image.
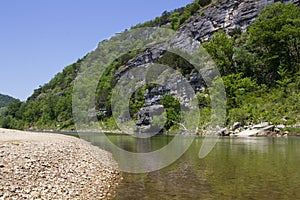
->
[133,7,186,29]
[134,0,209,30]
[170,12,181,30]
[202,31,235,75]
[95,51,137,113]
[1,2,299,133]
[232,47,256,77]
[0,59,78,130]
[161,95,181,130]
[197,2,300,129]
[246,2,300,84]
[222,73,259,108]
[226,82,300,126]
[157,51,195,76]
[0,94,16,108]
[129,86,146,119]
[0,99,24,129]
[170,0,203,30]
[29,60,81,101]
[196,92,210,108]
[99,117,120,131]
[195,90,213,131]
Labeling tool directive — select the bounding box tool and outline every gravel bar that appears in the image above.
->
[0,128,121,200]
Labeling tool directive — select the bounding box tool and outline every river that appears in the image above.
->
[72,133,300,199]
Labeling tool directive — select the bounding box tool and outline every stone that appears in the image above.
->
[136,105,164,128]
[220,128,231,136]
[260,125,275,132]
[274,128,281,133]
[0,130,121,200]
[276,124,286,129]
[252,122,269,129]
[232,122,243,131]
[236,129,260,137]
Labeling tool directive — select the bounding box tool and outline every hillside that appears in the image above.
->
[0,0,299,133]
[0,94,16,108]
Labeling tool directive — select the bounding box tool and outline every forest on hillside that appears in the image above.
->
[0,2,299,133]
[0,94,15,108]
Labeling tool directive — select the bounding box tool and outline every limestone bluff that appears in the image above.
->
[1,0,299,134]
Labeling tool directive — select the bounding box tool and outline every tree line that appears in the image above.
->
[0,2,299,132]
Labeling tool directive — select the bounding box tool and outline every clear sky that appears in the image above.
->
[0,0,192,101]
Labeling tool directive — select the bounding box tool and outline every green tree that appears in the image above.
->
[203,31,235,76]
[161,95,181,130]
[6,100,23,119]
[170,12,180,30]
[222,73,259,109]
[0,94,16,108]
[247,2,300,84]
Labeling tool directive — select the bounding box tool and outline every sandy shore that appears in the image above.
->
[0,128,121,200]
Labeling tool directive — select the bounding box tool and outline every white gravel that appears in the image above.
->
[0,128,121,200]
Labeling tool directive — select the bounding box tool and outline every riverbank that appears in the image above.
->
[30,126,300,137]
[0,128,121,199]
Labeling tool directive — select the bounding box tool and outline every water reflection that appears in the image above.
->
[136,138,152,153]
[222,137,297,158]
[69,133,300,199]
[112,136,300,200]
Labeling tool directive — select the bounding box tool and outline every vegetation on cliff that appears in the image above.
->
[133,0,212,30]
[0,2,299,132]
[202,3,300,127]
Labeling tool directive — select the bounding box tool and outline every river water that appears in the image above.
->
[77,133,300,199]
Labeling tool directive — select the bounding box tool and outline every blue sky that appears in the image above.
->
[0,0,192,100]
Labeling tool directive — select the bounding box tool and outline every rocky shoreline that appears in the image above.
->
[0,128,121,200]
[218,122,298,137]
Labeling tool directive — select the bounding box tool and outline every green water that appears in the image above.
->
[85,134,300,199]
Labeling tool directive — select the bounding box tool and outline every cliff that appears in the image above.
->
[179,0,300,43]
[1,0,299,133]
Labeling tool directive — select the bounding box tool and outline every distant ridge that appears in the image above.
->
[0,94,16,108]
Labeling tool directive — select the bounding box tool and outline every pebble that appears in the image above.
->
[0,138,121,199]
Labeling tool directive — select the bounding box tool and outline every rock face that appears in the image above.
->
[136,105,165,134]
[178,0,300,43]
[107,0,300,134]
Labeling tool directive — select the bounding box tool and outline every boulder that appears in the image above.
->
[232,122,243,131]
[260,125,275,132]
[220,128,231,136]
[236,129,260,137]
[252,122,269,129]
[274,128,281,133]
[136,105,164,130]
[276,124,286,129]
